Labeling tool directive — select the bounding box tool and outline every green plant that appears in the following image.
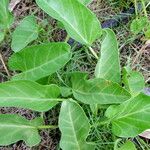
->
[130,0,150,39]
[0,0,149,149]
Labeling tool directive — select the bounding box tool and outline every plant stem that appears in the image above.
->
[114,139,122,150]
[146,2,150,9]
[65,35,99,59]
[141,0,148,18]
[134,0,138,17]
[38,125,58,130]
[56,72,69,87]
[89,47,98,59]
[92,119,110,128]
[0,52,10,77]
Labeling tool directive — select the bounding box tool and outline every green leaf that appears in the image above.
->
[0,0,14,29]
[130,17,149,34]
[11,15,39,52]
[0,114,43,146]
[122,67,145,95]
[0,32,4,43]
[0,80,61,112]
[59,100,94,150]
[36,0,101,46]
[71,72,131,105]
[9,42,71,81]
[95,29,121,83]
[117,141,137,150]
[145,26,150,38]
[60,86,72,97]
[80,0,93,5]
[105,93,150,137]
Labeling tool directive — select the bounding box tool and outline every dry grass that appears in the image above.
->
[0,0,149,149]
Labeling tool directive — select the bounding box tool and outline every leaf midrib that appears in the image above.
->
[42,0,88,44]
[74,89,129,99]
[0,124,35,129]
[114,106,150,121]
[0,97,62,102]
[68,106,81,150]
[16,50,69,75]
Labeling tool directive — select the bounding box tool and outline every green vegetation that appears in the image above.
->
[0,0,149,149]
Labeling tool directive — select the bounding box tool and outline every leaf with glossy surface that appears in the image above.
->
[59,100,94,150]
[0,80,61,112]
[0,0,14,29]
[95,29,121,83]
[0,114,43,146]
[71,72,131,105]
[9,42,71,81]
[122,67,145,95]
[11,15,39,52]
[36,0,101,46]
[105,93,150,137]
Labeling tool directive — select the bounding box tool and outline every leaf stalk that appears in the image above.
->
[89,47,98,59]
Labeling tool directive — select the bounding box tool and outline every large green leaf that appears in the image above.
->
[11,15,39,52]
[9,42,71,81]
[71,72,131,105]
[105,93,150,137]
[95,29,121,83]
[59,100,94,150]
[80,0,93,5]
[0,80,61,112]
[117,141,137,150]
[0,0,14,29]
[0,114,42,146]
[122,67,145,95]
[36,0,101,46]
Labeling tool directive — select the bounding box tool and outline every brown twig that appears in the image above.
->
[0,52,10,77]
[131,44,147,68]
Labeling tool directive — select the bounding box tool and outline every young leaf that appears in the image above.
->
[95,29,121,83]
[0,114,43,146]
[117,141,137,150]
[105,93,150,137]
[0,0,14,29]
[36,0,101,46]
[71,72,131,105]
[130,17,149,34]
[122,67,145,95]
[0,80,61,112]
[0,32,4,43]
[9,42,71,81]
[59,100,95,150]
[11,15,39,52]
